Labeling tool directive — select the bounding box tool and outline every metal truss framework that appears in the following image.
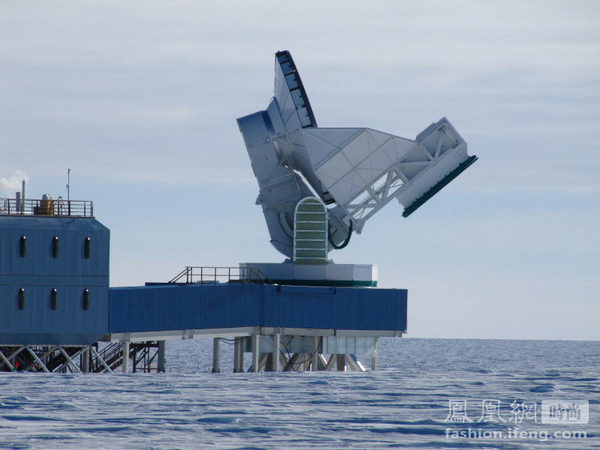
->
[112,326,397,373]
[0,341,164,374]
[278,121,468,231]
[229,333,381,373]
[1,327,397,374]
[0,345,110,373]
[223,334,379,373]
[336,125,457,226]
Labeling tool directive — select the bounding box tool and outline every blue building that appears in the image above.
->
[0,201,109,346]
[0,196,406,373]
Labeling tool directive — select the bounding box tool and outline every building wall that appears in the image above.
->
[0,216,110,345]
[109,284,407,333]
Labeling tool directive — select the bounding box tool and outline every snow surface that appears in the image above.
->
[1,338,598,448]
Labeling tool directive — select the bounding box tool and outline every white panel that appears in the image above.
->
[283,109,301,131]
[401,146,430,163]
[301,132,338,167]
[397,164,426,180]
[391,137,418,161]
[366,129,392,149]
[305,128,362,149]
[240,262,377,283]
[328,172,366,204]
[378,139,400,165]
[353,264,375,281]
[316,150,355,184]
[338,131,369,166]
[357,147,393,173]
[353,166,382,186]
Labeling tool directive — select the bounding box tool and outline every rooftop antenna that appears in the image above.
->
[21,180,26,213]
[66,169,71,203]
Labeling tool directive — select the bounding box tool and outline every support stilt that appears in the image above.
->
[157,340,166,373]
[251,335,259,373]
[81,347,90,373]
[212,338,220,373]
[1,330,392,374]
[371,337,378,371]
[122,341,130,373]
[233,337,243,373]
[272,334,280,372]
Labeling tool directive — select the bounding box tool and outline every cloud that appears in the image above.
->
[0,170,29,196]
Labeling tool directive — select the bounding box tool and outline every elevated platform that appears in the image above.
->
[109,283,406,341]
[109,283,406,373]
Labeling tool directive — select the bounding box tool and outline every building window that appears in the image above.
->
[52,236,59,258]
[84,237,91,259]
[51,288,58,310]
[19,235,27,257]
[18,288,25,310]
[83,289,90,311]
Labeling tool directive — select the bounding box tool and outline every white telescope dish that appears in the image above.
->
[238,51,477,259]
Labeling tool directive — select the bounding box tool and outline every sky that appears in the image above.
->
[1,1,599,340]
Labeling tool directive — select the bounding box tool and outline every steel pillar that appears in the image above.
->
[336,354,346,371]
[212,338,220,373]
[81,347,90,373]
[371,337,378,371]
[157,340,166,373]
[272,334,280,372]
[233,337,243,373]
[251,335,259,373]
[122,341,130,373]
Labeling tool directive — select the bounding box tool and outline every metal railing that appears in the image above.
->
[0,198,94,218]
[168,266,270,284]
